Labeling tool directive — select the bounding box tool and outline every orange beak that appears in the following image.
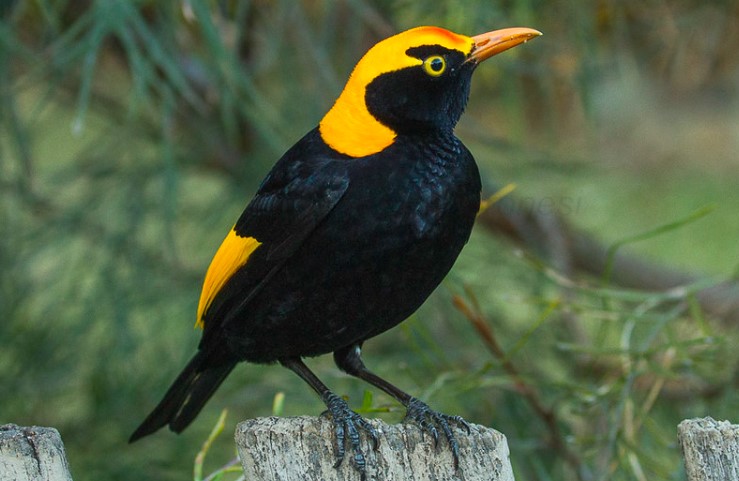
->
[468,27,542,63]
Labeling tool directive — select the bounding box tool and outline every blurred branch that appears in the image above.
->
[477,189,739,325]
[452,292,590,481]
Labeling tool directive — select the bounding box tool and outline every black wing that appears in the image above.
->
[197,144,350,345]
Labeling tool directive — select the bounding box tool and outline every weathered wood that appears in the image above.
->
[0,425,74,481]
[236,416,514,481]
[678,417,739,481]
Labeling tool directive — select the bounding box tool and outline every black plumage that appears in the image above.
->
[130,25,540,473]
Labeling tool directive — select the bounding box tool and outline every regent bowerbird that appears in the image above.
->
[130,24,541,473]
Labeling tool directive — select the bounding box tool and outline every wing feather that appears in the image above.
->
[195,231,261,328]
[196,152,350,334]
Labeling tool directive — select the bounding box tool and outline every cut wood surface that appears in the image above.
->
[0,424,74,481]
[236,416,514,481]
[678,417,739,481]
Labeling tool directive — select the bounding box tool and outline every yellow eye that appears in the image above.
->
[422,55,446,77]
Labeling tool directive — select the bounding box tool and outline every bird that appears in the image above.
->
[130,25,541,472]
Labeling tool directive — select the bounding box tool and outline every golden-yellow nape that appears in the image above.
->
[319,26,475,158]
[196,229,261,328]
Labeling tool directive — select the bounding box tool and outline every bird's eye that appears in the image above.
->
[422,55,446,77]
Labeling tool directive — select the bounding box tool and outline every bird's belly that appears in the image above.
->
[226,207,473,362]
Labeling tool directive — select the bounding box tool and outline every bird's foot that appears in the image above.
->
[404,397,471,469]
[321,392,379,476]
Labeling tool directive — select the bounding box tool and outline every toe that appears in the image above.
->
[321,392,376,475]
[404,397,469,469]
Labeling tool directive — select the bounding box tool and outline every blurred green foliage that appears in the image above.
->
[1,1,737,480]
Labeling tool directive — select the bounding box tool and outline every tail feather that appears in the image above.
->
[129,352,237,443]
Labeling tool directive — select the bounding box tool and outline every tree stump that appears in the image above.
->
[0,425,74,481]
[236,416,514,481]
[678,417,739,481]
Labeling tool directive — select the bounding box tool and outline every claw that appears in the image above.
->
[321,392,378,476]
[404,397,469,469]
[452,414,472,434]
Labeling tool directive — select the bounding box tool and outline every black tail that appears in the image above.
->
[129,352,237,443]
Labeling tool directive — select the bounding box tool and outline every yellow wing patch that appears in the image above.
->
[319,26,474,158]
[196,228,262,329]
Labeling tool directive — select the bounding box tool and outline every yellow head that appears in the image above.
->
[319,26,541,157]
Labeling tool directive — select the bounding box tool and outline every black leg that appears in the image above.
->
[333,344,470,469]
[279,357,378,476]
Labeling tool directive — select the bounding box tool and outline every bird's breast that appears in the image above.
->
[349,134,480,241]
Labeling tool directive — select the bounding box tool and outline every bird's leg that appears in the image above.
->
[333,344,470,469]
[279,357,378,476]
